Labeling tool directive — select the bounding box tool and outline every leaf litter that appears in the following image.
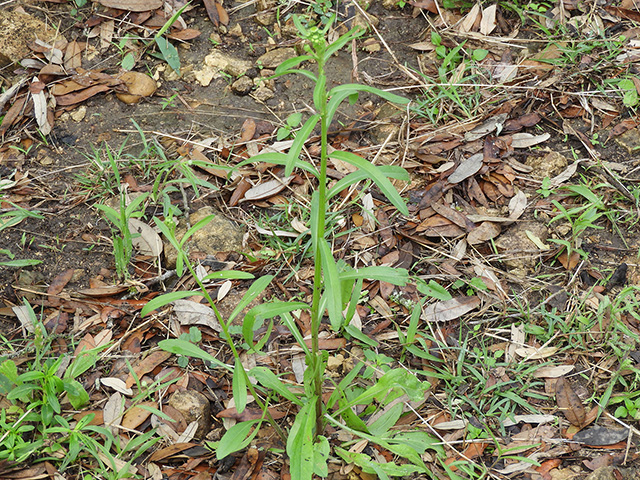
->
[2,0,640,478]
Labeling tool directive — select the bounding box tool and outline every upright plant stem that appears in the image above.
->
[310,56,328,437]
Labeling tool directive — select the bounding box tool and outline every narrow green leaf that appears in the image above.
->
[327,165,409,199]
[228,275,274,323]
[339,266,409,285]
[216,420,261,460]
[155,37,180,74]
[250,366,303,405]
[232,359,247,414]
[181,215,215,247]
[286,115,319,176]
[287,400,316,480]
[201,270,255,281]
[237,152,319,178]
[330,151,409,215]
[326,84,409,125]
[274,55,314,76]
[313,436,330,477]
[158,339,232,371]
[0,259,43,267]
[319,240,343,330]
[140,291,200,317]
[323,27,365,61]
[280,312,311,356]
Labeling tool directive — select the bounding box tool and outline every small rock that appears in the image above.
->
[525,150,568,179]
[228,24,243,37]
[163,207,244,269]
[70,106,87,122]
[168,390,211,440]
[0,10,63,67]
[614,127,640,154]
[252,85,275,102]
[255,0,276,25]
[327,354,345,371]
[494,221,549,276]
[362,38,381,53]
[382,0,401,9]
[256,47,296,69]
[351,10,379,30]
[231,75,253,96]
[194,50,252,86]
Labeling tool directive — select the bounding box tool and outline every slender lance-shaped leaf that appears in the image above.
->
[216,420,261,460]
[330,151,409,215]
[250,366,304,405]
[313,75,327,112]
[326,84,409,125]
[141,291,201,317]
[237,152,319,178]
[286,115,320,176]
[158,339,232,371]
[323,27,365,61]
[287,399,316,480]
[233,358,248,414]
[319,240,343,330]
[339,266,409,285]
[228,275,274,323]
[327,165,408,199]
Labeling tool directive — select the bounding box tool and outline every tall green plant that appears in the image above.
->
[142,16,438,479]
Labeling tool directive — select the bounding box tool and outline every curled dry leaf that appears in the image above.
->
[422,296,481,322]
[510,132,551,148]
[508,190,527,221]
[116,71,157,104]
[128,218,163,257]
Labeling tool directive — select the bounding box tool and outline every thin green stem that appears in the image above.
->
[310,56,328,437]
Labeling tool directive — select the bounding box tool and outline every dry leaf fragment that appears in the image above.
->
[103,392,125,436]
[464,114,508,141]
[508,190,527,221]
[448,153,483,184]
[514,346,558,359]
[128,218,163,257]
[172,299,223,332]
[510,132,551,148]
[101,377,134,396]
[459,4,481,32]
[555,376,587,428]
[422,296,481,322]
[533,365,574,378]
[98,0,162,11]
[125,350,172,388]
[243,176,294,201]
[480,4,497,35]
[467,221,500,245]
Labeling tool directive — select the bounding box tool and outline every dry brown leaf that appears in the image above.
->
[125,350,172,388]
[467,221,500,245]
[64,40,82,70]
[243,176,294,201]
[422,296,480,322]
[508,190,527,220]
[533,365,574,378]
[448,154,483,183]
[122,401,155,430]
[116,71,157,104]
[459,4,481,32]
[240,118,256,142]
[98,0,162,11]
[103,392,124,436]
[128,218,163,257]
[172,299,223,332]
[555,376,587,428]
[55,84,112,106]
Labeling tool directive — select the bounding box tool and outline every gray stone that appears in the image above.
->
[256,47,297,69]
[252,85,275,102]
[494,221,549,276]
[231,75,254,96]
[163,207,244,268]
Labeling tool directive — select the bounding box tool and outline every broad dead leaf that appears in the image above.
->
[172,299,223,332]
[515,346,558,359]
[125,350,172,388]
[422,296,481,322]
[128,218,163,257]
[555,376,586,428]
[103,392,125,436]
[480,4,497,35]
[101,377,134,396]
[243,176,294,201]
[508,190,527,221]
[122,401,155,430]
[534,365,574,378]
[448,154,483,184]
[510,132,551,148]
[98,0,162,11]
[467,221,500,245]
